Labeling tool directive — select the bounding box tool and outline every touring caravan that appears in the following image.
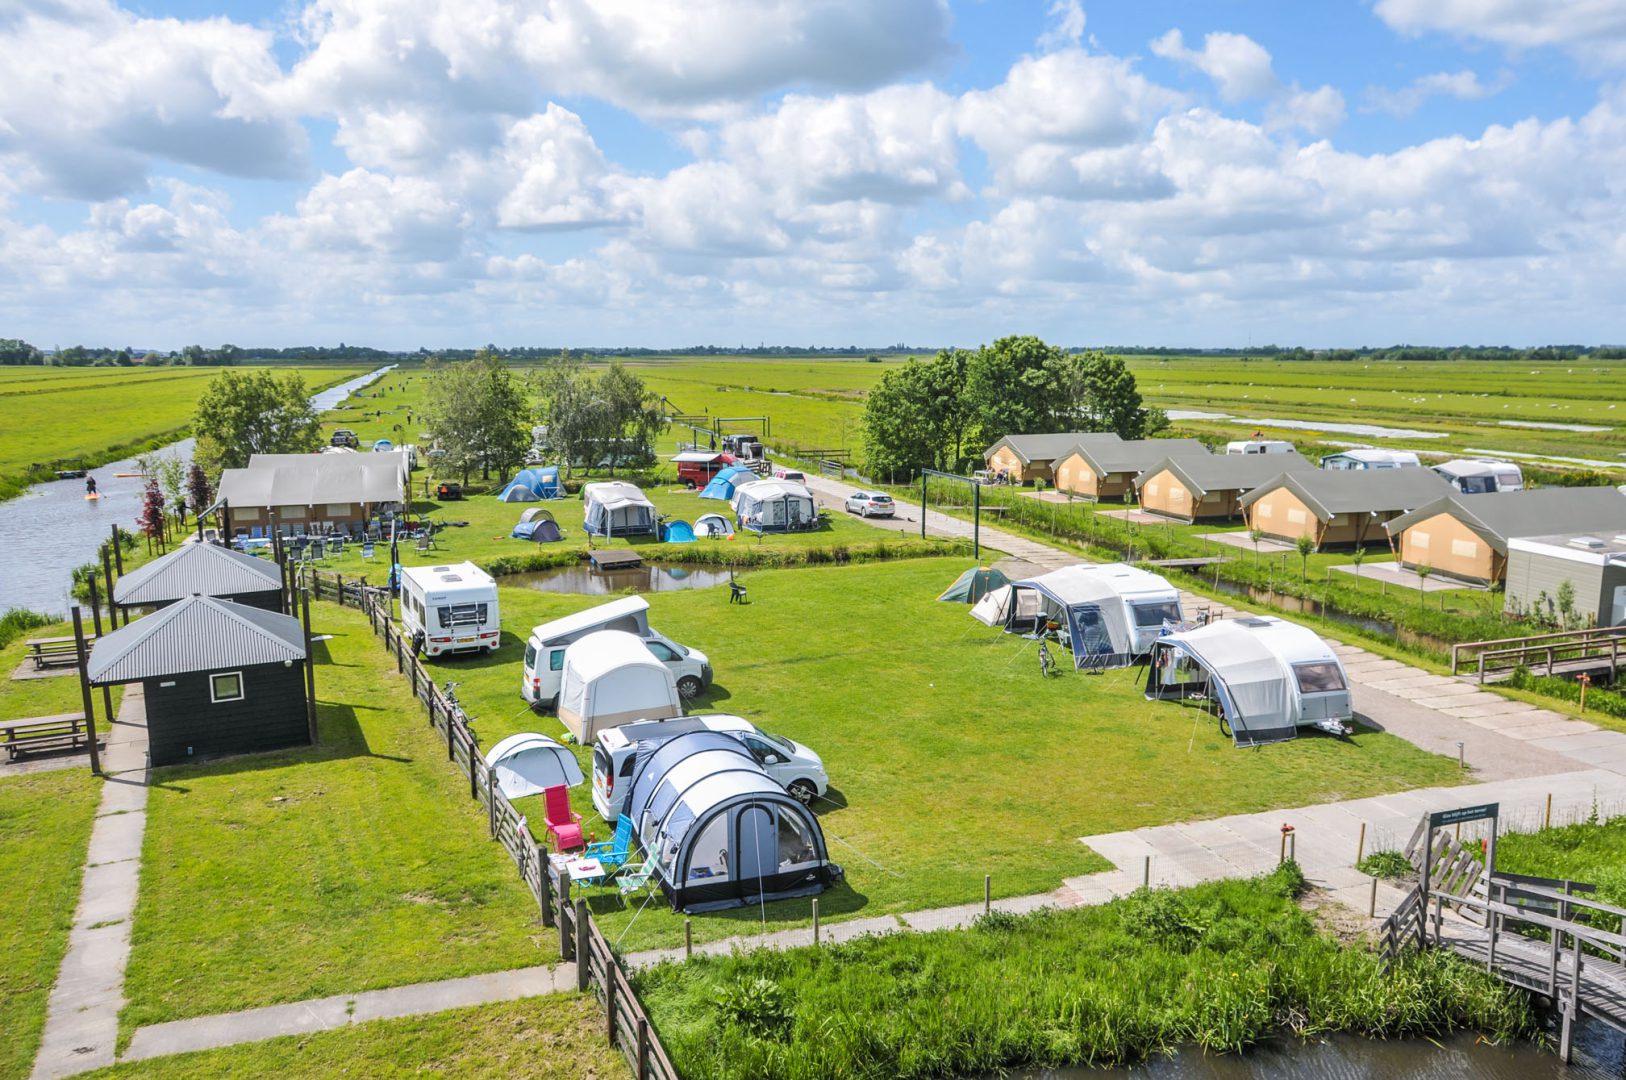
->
[399,562,501,657]
[1319,447,1421,470]
[970,564,1182,668]
[1432,459,1523,494]
[1226,439,1297,456]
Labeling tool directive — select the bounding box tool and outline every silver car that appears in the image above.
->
[845,490,895,517]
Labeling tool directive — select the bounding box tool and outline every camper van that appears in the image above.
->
[591,714,829,820]
[399,562,501,657]
[521,596,711,710]
[1225,440,1296,455]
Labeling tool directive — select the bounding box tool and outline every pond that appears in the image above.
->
[992,1025,1622,1079]
[0,366,395,616]
[508,564,734,595]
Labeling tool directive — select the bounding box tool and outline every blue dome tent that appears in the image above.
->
[698,466,759,501]
[534,465,562,499]
[512,508,562,542]
[497,481,541,502]
[661,520,696,543]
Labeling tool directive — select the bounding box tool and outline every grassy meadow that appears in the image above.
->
[414,558,1462,952]
[0,768,101,1080]
[0,365,353,501]
[119,603,550,1040]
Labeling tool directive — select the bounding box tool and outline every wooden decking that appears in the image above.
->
[1437,923,1626,1029]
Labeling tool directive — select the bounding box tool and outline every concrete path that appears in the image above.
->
[31,687,151,1080]
[119,964,579,1065]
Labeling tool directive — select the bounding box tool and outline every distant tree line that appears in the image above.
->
[861,336,1166,479]
[1109,344,1626,361]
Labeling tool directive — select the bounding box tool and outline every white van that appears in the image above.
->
[400,562,500,657]
[521,596,712,710]
[591,714,829,820]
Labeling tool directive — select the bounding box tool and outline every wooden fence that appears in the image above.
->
[299,567,682,1080]
[1450,624,1626,682]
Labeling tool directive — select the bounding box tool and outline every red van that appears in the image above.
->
[672,451,735,489]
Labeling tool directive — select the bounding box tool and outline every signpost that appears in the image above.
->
[1419,802,1499,944]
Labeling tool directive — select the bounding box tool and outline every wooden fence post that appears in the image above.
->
[488,765,498,837]
[301,588,319,747]
[637,1017,649,1080]
[87,574,115,725]
[575,899,590,991]
[605,965,617,1042]
[469,733,479,799]
[72,607,102,777]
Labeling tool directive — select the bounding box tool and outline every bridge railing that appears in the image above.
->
[1450,625,1626,682]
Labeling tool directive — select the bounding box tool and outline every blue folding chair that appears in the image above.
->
[584,816,634,872]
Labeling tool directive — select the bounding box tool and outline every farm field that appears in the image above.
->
[118,602,549,1039]
[417,558,1463,953]
[0,768,101,1080]
[0,365,354,501]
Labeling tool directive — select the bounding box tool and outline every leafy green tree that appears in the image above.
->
[186,463,214,517]
[593,361,662,475]
[1080,353,1149,438]
[536,351,597,477]
[192,370,321,474]
[421,351,531,485]
[0,338,42,364]
[1295,534,1315,580]
[861,350,972,479]
[1556,579,1576,628]
[963,335,1072,450]
[1350,546,1366,579]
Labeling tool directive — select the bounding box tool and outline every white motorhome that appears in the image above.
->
[1432,458,1524,494]
[1225,439,1297,455]
[521,597,712,710]
[400,562,501,657]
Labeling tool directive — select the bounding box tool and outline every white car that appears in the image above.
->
[845,490,895,517]
[774,467,807,481]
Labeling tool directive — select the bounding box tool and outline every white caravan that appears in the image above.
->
[400,562,501,657]
[1225,439,1297,455]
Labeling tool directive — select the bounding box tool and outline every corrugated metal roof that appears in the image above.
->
[88,594,306,685]
[215,452,406,509]
[112,542,281,606]
[1238,468,1452,518]
[1385,488,1626,553]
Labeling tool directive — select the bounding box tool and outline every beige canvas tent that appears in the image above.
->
[556,630,682,743]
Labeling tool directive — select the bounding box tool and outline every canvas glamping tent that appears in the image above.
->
[694,512,735,538]
[971,564,1182,668]
[583,481,658,537]
[484,732,585,799]
[556,629,682,743]
[1144,616,1353,747]
[698,465,759,501]
[733,478,818,533]
[622,730,841,913]
[938,566,1010,603]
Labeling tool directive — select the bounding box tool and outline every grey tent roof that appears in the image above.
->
[1066,438,1211,478]
[215,451,406,509]
[1134,452,1314,498]
[1384,487,1626,554]
[1238,468,1453,520]
[88,594,306,685]
[985,432,1123,466]
[112,542,282,606]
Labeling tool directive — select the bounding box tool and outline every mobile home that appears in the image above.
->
[1432,459,1523,494]
[1504,533,1626,626]
[1319,447,1422,471]
[400,562,501,657]
[1225,439,1297,456]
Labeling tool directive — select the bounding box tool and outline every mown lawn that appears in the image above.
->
[86,995,627,1079]
[0,769,101,1080]
[118,603,550,1040]
[0,618,123,732]
[424,558,1463,953]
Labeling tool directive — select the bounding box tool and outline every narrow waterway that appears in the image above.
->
[0,366,394,616]
[508,564,733,595]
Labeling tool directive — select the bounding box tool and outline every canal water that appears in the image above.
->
[0,366,394,617]
[508,564,733,595]
[997,1024,1622,1079]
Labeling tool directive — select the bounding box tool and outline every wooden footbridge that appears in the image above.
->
[1380,802,1626,1062]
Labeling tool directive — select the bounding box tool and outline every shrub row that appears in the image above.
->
[482,538,972,578]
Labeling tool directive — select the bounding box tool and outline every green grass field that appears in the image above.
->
[0,365,353,501]
[118,603,550,1040]
[0,769,101,1080]
[86,995,628,1079]
[421,558,1462,953]
[1494,812,1626,909]
[0,619,124,731]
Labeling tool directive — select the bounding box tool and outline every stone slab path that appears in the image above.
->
[31,687,150,1080]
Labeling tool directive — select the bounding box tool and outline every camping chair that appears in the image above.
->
[330,537,345,558]
[289,536,309,560]
[309,539,327,562]
[361,540,375,560]
[728,571,748,605]
[584,816,634,871]
[616,852,660,905]
[415,534,433,554]
[541,784,584,852]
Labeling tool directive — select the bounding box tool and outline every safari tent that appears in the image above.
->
[695,512,735,538]
[1134,453,1314,522]
[733,478,818,533]
[623,731,840,913]
[699,466,759,501]
[1145,617,1353,747]
[583,481,658,538]
[1238,468,1452,549]
[556,630,682,743]
[484,732,585,799]
[937,566,1010,603]
[1384,488,1626,584]
[970,564,1182,668]
[983,432,1122,485]
[1053,438,1211,501]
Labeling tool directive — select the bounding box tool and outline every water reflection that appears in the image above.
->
[509,564,733,595]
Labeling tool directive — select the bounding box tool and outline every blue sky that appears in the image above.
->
[3,0,1626,349]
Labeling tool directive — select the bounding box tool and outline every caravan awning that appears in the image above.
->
[1153,621,1294,746]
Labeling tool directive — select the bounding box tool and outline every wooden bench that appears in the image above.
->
[24,636,94,670]
[1,713,91,760]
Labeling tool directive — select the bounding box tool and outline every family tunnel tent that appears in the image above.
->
[733,478,818,533]
[583,481,658,537]
[624,731,840,913]
[694,512,734,538]
[1144,616,1353,747]
[970,564,1182,668]
[557,629,682,743]
[533,466,562,498]
[937,566,1010,603]
[662,519,697,543]
[698,466,759,501]
[484,732,585,799]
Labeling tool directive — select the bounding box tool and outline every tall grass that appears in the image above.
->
[635,864,1534,1079]
[0,608,54,649]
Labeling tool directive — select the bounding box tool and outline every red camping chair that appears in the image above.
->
[542,784,584,852]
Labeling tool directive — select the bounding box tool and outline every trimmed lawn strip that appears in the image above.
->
[635,864,1534,1080]
[0,618,123,733]
[429,558,1462,953]
[84,994,628,1079]
[118,603,551,1040]
[0,769,101,1080]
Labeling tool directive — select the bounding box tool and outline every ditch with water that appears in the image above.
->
[508,564,733,596]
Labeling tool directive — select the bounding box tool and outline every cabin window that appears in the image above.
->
[1293,662,1346,693]
[777,811,817,870]
[1451,539,1478,559]
[325,503,352,516]
[209,671,245,703]
[1287,508,1307,524]
[1257,504,1273,518]
[1146,482,1159,497]
[1412,531,1430,550]
[688,815,731,882]
[1169,486,1185,503]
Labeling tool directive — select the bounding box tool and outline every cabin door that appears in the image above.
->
[735,805,777,896]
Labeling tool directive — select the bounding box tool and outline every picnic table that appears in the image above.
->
[24,636,94,670]
[1,713,91,760]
